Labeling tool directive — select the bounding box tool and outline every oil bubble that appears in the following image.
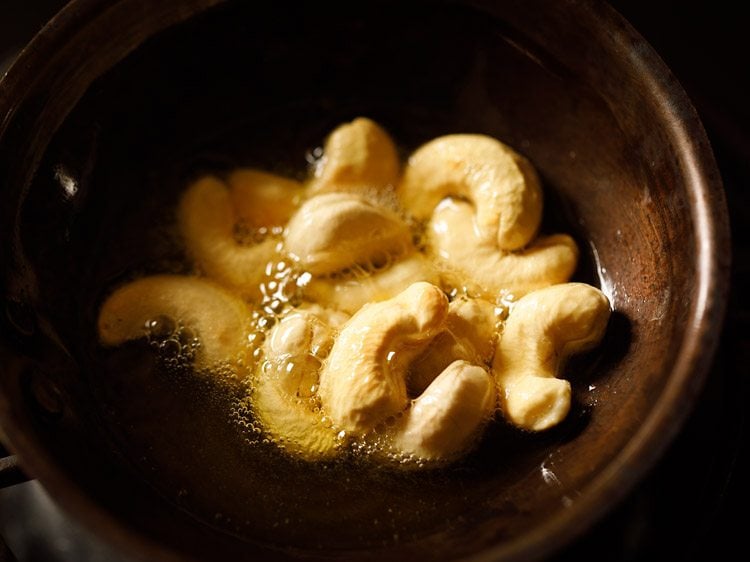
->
[159,338,182,358]
[145,315,176,339]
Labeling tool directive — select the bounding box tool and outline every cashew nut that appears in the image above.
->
[398,134,542,251]
[303,252,440,315]
[428,198,578,299]
[228,168,303,226]
[177,172,303,300]
[295,302,351,331]
[308,117,400,195]
[251,377,339,461]
[318,282,449,434]
[408,296,497,395]
[386,360,496,463]
[252,309,343,460]
[265,309,342,385]
[284,192,411,275]
[493,283,610,431]
[97,274,251,370]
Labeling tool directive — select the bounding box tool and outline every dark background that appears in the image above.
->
[0,1,747,561]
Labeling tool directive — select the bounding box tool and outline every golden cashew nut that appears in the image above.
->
[303,253,440,315]
[252,309,344,461]
[97,274,251,370]
[318,282,449,434]
[398,134,542,251]
[387,360,496,463]
[294,302,350,331]
[177,171,303,300]
[408,296,497,395]
[265,311,336,395]
[308,117,400,195]
[428,199,578,299]
[229,169,302,226]
[284,192,412,275]
[493,283,610,431]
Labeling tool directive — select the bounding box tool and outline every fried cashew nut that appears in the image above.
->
[429,199,578,299]
[318,282,449,434]
[493,283,610,431]
[97,274,251,370]
[398,134,542,251]
[252,309,344,461]
[303,253,440,315]
[308,117,400,195]
[177,171,303,300]
[284,192,411,275]
[387,360,496,463]
[408,296,497,395]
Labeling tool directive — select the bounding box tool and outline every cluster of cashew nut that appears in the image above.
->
[97,117,611,467]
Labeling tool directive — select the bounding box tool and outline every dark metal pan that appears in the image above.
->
[0,1,730,560]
